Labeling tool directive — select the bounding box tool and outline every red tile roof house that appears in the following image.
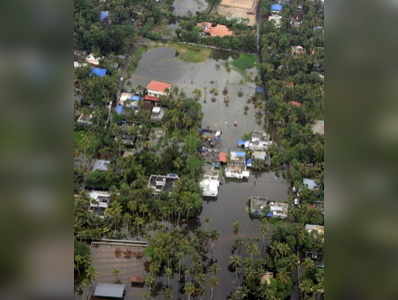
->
[146,80,172,98]
[197,22,233,37]
[289,101,303,107]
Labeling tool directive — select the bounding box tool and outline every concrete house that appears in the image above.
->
[249,196,288,219]
[92,160,110,172]
[146,80,172,98]
[86,53,101,66]
[148,174,179,194]
[93,283,126,300]
[225,151,250,179]
[88,191,111,216]
[150,106,166,122]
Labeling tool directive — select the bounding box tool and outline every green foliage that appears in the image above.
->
[232,53,257,72]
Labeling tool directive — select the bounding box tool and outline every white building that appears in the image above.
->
[74,61,88,68]
[249,197,288,219]
[151,106,165,121]
[244,131,272,151]
[268,15,282,28]
[269,202,289,218]
[303,178,318,190]
[92,159,110,172]
[85,53,101,66]
[200,175,220,197]
[88,190,111,215]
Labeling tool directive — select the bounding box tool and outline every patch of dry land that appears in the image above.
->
[218,0,258,26]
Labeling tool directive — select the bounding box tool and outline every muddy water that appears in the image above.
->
[173,0,207,17]
[129,46,288,298]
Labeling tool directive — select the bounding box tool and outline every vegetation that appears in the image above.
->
[74,0,324,298]
[228,0,325,298]
[232,53,257,72]
[172,43,212,63]
[176,16,257,52]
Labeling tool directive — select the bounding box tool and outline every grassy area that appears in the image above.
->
[232,53,257,72]
[170,43,211,63]
[127,45,148,75]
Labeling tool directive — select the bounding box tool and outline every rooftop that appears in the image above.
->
[305,224,325,236]
[249,197,288,218]
[146,80,171,93]
[91,67,107,77]
[303,178,318,190]
[94,283,125,299]
[144,95,160,102]
[86,54,100,66]
[289,101,302,107]
[120,92,140,103]
[200,177,220,197]
[148,174,179,194]
[312,120,324,135]
[197,22,233,37]
[93,160,110,171]
[253,151,267,160]
[151,107,165,121]
[100,11,110,21]
[271,3,283,12]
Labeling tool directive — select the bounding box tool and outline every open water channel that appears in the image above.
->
[129,45,288,298]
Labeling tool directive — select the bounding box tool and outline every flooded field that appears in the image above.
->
[129,45,288,298]
[173,0,207,17]
[129,46,259,150]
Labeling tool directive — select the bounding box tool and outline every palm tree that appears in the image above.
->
[185,282,196,300]
[208,276,219,300]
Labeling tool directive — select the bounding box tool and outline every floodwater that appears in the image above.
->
[173,0,207,17]
[129,46,288,298]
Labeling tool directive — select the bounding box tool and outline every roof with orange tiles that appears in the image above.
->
[146,80,172,92]
[197,22,233,37]
[289,101,302,107]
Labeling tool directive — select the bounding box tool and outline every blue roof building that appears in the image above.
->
[91,67,107,77]
[131,95,140,101]
[256,86,265,94]
[271,4,283,12]
[235,151,246,158]
[246,159,253,167]
[237,139,246,146]
[100,11,109,21]
[115,105,125,115]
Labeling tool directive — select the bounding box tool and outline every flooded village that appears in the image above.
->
[74,0,324,299]
[123,39,288,298]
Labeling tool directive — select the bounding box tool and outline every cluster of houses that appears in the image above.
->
[197,130,273,197]
[114,80,171,121]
